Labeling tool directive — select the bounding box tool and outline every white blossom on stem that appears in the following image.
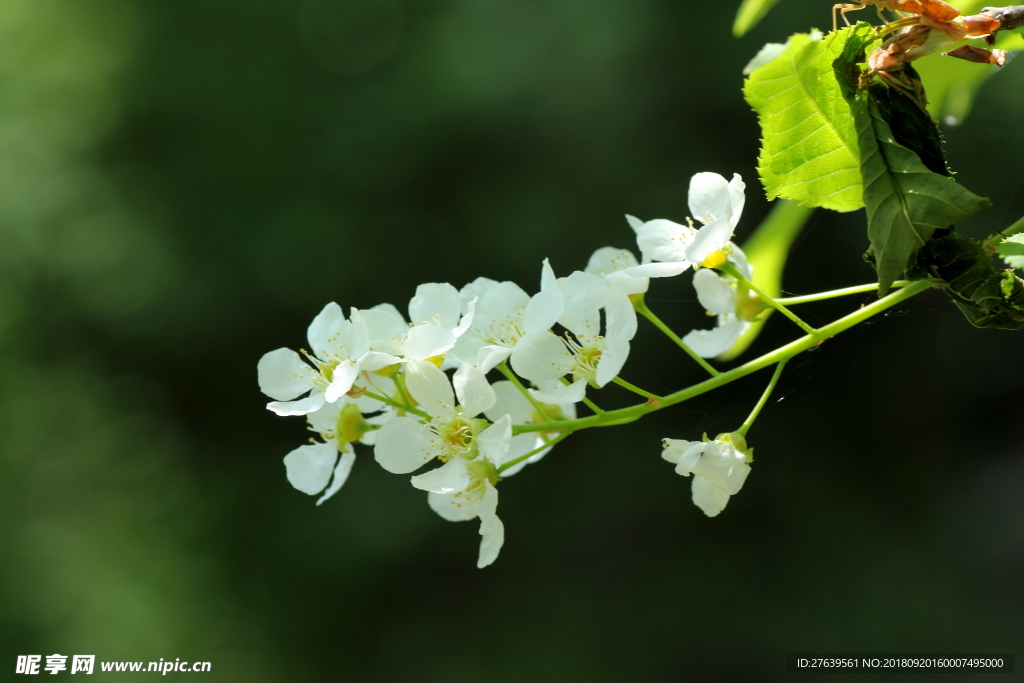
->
[452,260,564,373]
[258,303,399,416]
[510,270,637,404]
[662,434,751,517]
[683,247,756,358]
[622,172,746,279]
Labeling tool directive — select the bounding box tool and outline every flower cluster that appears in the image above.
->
[257,172,763,566]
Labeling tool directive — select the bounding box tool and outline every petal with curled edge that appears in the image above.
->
[619,261,691,279]
[267,391,326,417]
[316,448,356,505]
[374,416,436,474]
[258,348,315,401]
[727,173,746,229]
[411,456,470,494]
[284,440,339,495]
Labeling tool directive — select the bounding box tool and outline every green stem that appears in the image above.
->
[986,214,1024,248]
[611,376,661,401]
[634,299,721,377]
[776,280,910,305]
[736,360,786,438]
[497,362,550,418]
[497,430,573,475]
[511,280,930,435]
[721,262,816,334]
[580,394,604,415]
[362,390,430,419]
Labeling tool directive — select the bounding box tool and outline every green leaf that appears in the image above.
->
[743,28,867,213]
[733,0,784,37]
[996,234,1024,270]
[834,28,992,294]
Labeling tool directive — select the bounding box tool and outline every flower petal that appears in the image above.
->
[453,362,497,417]
[620,261,691,279]
[306,302,346,360]
[405,359,455,419]
[688,172,731,224]
[530,378,587,405]
[324,360,360,403]
[399,324,456,360]
[484,381,535,425]
[428,491,480,522]
[510,330,574,382]
[409,283,461,329]
[476,345,513,374]
[477,414,512,466]
[604,285,637,341]
[258,348,315,401]
[693,269,736,315]
[691,441,750,495]
[316,448,356,505]
[685,217,734,265]
[410,456,470,494]
[283,441,339,495]
[692,475,732,517]
[595,338,630,387]
[477,481,504,568]
[374,416,436,474]
[635,219,695,263]
[267,391,326,417]
[682,319,748,358]
[662,438,701,465]
[727,173,746,229]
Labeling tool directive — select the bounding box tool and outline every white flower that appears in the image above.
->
[258,303,399,416]
[510,270,637,404]
[662,435,751,517]
[682,247,755,358]
[452,260,564,373]
[357,283,475,363]
[622,172,746,278]
[373,360,503,474]
[373,359,518,568]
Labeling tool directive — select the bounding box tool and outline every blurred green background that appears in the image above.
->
[2,0,1023,680]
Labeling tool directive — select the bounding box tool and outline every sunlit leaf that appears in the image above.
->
[743,28,868,213]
